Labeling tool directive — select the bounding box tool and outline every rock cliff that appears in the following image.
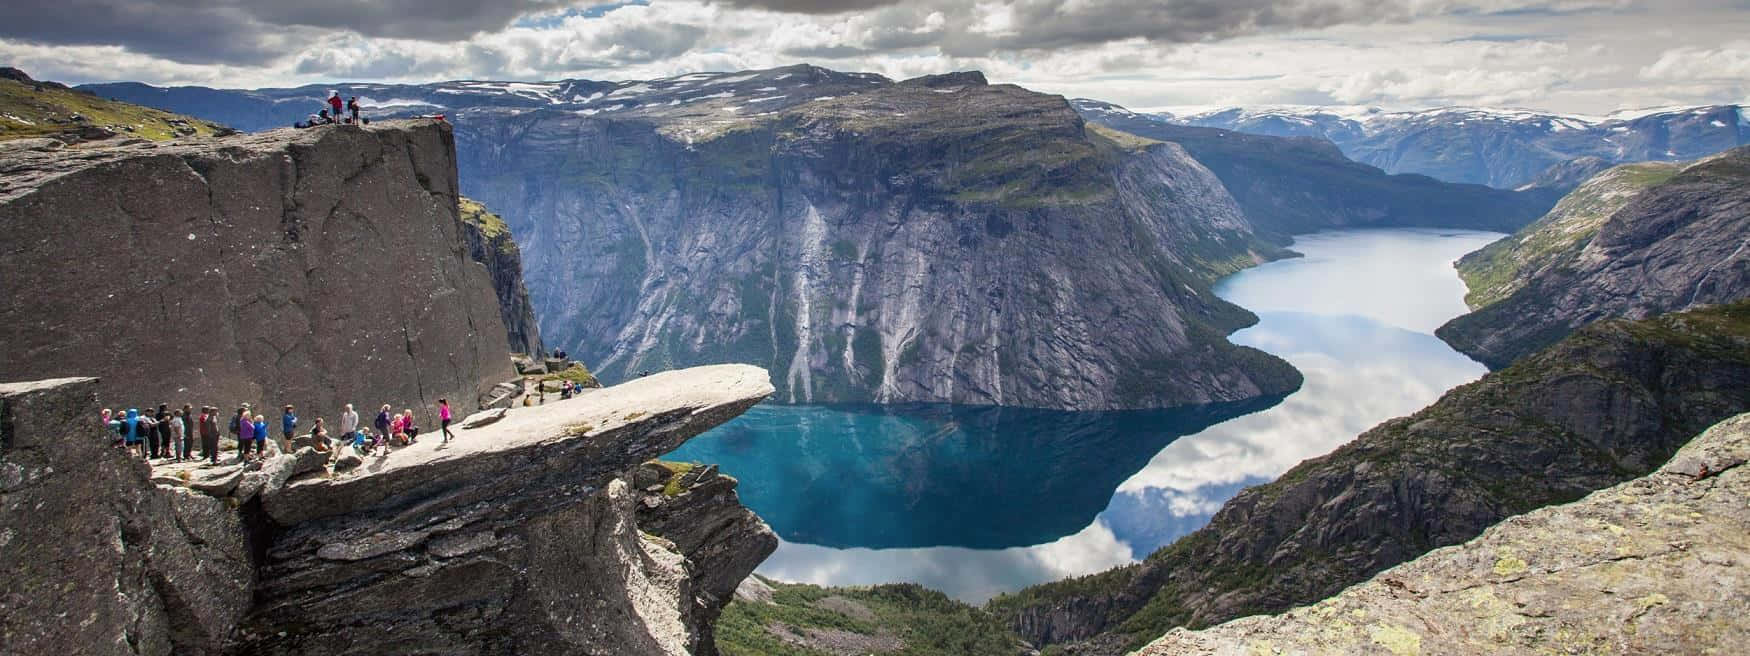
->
[1140,411,1750,655]
[0,120,515,413]
[1453,160,1683,309]
[453,71,1300,410]
[0,365,778,655]
[989,301,1750,654]
[460,196,544,356]
[1438,146,1750,368]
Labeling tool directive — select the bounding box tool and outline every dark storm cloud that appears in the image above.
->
[0,0,576,64]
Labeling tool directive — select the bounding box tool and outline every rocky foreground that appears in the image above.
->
[990,301,1750,654]
[0,365,777,655]
[1141,411,1750,655]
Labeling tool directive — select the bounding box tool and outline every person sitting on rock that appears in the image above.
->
[402,409,419,443]
[309,417,330,453]
[389,411,407,446]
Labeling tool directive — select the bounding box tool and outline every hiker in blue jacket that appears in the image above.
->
[281,405,298,453]
[253,415,269,457]
[123,408,142,457]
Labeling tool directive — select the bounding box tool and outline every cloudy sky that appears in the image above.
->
[2,0,1746,114]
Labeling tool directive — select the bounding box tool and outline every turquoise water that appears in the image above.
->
[665,228,1502,602]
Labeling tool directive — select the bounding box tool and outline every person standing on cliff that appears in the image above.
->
[438,399,455,443]
[347,96,361,124]
[327,91,343,122]
[375,404,393,447]
[281,405,298,453]
[179,404,195,460]
[200,407,220,465]
[339,403,359,445]
[167,409,186,462]
[252,414,269,457]
[237,407,254,461]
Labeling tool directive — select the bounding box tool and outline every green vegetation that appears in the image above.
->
[646,460,698,497]
[0,74,228,142]
[717,578,1023,656]
[458,197,511,240]
[1455,161,1682,309]
[540,363,599,389]
[1085,123,1161,151]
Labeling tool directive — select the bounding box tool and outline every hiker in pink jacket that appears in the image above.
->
[439,398,455,443]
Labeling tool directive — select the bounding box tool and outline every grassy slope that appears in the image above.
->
[0,75,228,142]
[988,300,1750,653]
[1455,161,1682,309]
[717,578,1023,656]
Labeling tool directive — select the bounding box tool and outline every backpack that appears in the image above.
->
[229,414,241,433]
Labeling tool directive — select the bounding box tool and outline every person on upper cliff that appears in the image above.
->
[327,91,343,121]
[179,404,195,460]
[138,410,160,461]
[347,96,361,124]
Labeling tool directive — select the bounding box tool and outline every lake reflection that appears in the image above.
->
[666,228,1504,602]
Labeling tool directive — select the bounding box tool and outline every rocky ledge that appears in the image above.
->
[0,365,778,656]
[1141,411,1750,655]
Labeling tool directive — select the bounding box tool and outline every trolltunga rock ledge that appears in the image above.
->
[1138,412,1750,656]
[2,365,779,656]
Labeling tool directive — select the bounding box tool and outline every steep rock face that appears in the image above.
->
[0,121,516,412]
[454,77,1300,410]
[460,196,544,356]
[989,302,1750,654]
[0,377,254,656]
[1142,411,1750,655]
[233,365,776,655]
[1454,160,1683,309]
[1438,146,1750,368]
[1071,100,1557,240]
[2,366,779,656]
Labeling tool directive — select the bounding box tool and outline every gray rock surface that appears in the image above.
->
[0,120,515,415]
[232,364,776,655]
[454,76,1300,410]
[992,301,1750,654]
[636,463,779,654]
[1140,411,1750,655]
[460,196,544,356]
[3,365,778,656]
[1439,146,1750,368]
[0,377,253,656]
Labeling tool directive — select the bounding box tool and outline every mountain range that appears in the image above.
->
[1167,103,1748,190]
[83,65,1573,407]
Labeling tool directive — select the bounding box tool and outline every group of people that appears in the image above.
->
[103,398,458,467]
[298,91,364,128]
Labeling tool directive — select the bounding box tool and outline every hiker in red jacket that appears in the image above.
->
[327,91,343,121]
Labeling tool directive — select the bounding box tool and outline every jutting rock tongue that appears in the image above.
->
[0,365,779,656]
[0,120,514,414]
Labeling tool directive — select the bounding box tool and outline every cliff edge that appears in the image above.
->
[0,120,515,412]
[0,366,778,655]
